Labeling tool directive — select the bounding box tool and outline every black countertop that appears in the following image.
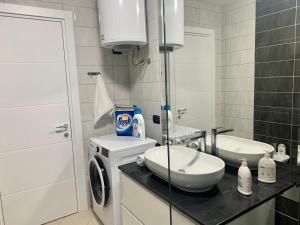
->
[119,162,300,225]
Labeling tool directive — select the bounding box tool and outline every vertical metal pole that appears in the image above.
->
[162,0,173,224]
[0,193,5,225]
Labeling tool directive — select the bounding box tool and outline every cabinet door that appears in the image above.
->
[121,174,197,225]
[122,205,144,225]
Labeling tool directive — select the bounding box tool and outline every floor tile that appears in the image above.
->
[45,210,103,225]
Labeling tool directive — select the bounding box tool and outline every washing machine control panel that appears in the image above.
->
[101,147,109,158]
[89,141,109,158]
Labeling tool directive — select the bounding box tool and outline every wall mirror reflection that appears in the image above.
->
[161,0,299,167]
[159,0,300,224]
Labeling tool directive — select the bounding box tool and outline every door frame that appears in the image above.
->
[169,26,216,129]
[0,3,88,211]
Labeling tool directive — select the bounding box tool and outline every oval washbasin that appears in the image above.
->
[144,146,225,193]
[206,135,274,168]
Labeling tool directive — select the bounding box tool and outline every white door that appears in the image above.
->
[170,27,216,131]
[0,14,77,225]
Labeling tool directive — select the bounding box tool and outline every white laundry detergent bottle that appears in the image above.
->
[132,107,145,140]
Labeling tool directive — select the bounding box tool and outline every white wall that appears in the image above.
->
[222,0,255,139]
[129,0,163,143]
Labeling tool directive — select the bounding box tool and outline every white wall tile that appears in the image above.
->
[77,65,114,85]
[184,6,199,26]
[224,78,254,92]
[224,20,255,39]
[216,116,223,127]
[40,0,62,3]
[82,119,115,140]
[74,27,100,47]
[225,34,255,53]
[224,64,254,79]
[115,99,131,106]
[223,92,254,106]
[63,5,98,27]
[148,40,160,62]
[79,84,94,103]
[223,0,255,12]
[216,53,223,67]
[216,104,223,118]
[216,92,223,104]
[113,54,129,66]
[225,49,254,66]
[148,19,159,41]
[114,83,130,101]
[76,47,112,66]
[224,105,253,120]
[222,1,255,138]
[199,9,222,26]
[80,103,93,122]
[113,66,129,83]
[146,0,159,21]
[184,0,198,8]
[224,117,253,135]
[216,40,223,54]
[224,3,255,25]
[144,118,162,142]
[105,83,115,101]
[198,1,222,12]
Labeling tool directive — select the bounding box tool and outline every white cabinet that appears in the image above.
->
[122,205,143,225]
[121,173,197,225]
[120,173,283,225]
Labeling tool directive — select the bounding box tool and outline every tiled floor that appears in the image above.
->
[44,210,103,225]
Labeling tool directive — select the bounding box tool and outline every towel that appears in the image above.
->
[93,75,114,126]
[136,154,145,167]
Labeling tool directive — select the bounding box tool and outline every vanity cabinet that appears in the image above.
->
[121,173,295,225]
[122,205,143,225]
[121,173,197,225]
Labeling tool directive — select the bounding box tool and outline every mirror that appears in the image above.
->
[159,1,300,225]
[160,0,300,166]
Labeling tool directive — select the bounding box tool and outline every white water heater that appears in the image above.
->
[98,0,147,50]
[160,0,184,50]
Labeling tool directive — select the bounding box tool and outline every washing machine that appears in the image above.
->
[88,134,156,225]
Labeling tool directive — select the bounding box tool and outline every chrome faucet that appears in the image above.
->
[163,131,207,152]
[184,131,207,152]
[211,127,234,156]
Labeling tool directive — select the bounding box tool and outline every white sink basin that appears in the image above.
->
[206,135,274,168]
[144,146,225,193]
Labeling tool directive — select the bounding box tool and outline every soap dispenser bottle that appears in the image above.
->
[258,152,276,183]
[238,159,252,195]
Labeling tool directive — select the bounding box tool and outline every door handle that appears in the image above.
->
[177,108,187,119]
[177,108,187,114]
[56,123,69,132]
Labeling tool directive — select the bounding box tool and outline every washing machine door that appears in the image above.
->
[89,156,110,208]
